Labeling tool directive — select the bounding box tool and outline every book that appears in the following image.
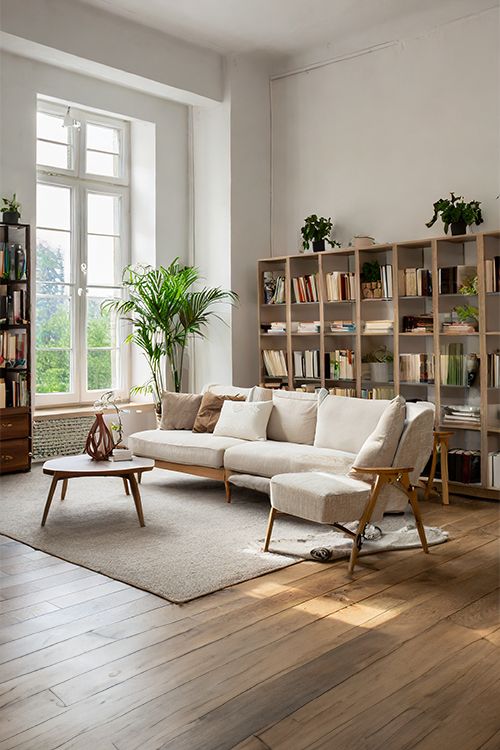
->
[110,448,133,461]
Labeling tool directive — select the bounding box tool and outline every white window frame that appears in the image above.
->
[36,101,130,407]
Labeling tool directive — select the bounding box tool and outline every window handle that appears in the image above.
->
[77,287,87,296]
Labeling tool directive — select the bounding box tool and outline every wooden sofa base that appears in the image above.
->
[153,460,232,502]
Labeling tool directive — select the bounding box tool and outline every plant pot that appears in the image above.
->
[450,221,467,236]
[2,211,20,225]
[370,362,393,383]
[312,240,325,253]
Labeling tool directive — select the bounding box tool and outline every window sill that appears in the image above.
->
[34,401,155,421]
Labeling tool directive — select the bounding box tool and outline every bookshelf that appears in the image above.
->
[258,230,500,500]
[0,222,32,474]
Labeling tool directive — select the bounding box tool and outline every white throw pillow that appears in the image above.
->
[314,394,391,454]
[247,385,273,402]
[213,400,273,441]
[267,389,320,445]
[349,396,406,480]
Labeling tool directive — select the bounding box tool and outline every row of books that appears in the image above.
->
[0,373,29,408]
[487,352,500,387]
[399,353,435,383]
[0,287,28,325]
[263,272,286,304]
[0,331,27,368]
[448,449,481,484]
[329,321,356,332]
[325,271,356,301]
[398,267,432,297]
[402,315,433,334]
[326,349,355,381]
[438,265,476,295]
[487,452,500,488]
[262,349,288,377]
[361,386,395,400]
[373,264,393,298]
[328,387,356,397]
[292,274,319,303]
[363,319,393,334]
[0,243,27,281]
[485,257,500,293]
[440,344,476,386]
[442,405,480,426]
[293,350,320,379]
[262,321,322,334]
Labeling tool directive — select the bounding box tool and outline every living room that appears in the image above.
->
[0,1,499,748]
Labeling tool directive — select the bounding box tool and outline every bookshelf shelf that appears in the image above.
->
[0,222,32,475]
[258,230,499,500]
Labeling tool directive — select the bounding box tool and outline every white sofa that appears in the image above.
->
[128,385,435,514]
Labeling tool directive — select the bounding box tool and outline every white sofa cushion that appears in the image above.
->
[267,389,318,445]
[213,400,273,441]
[224,440,355,478]
[247,386,273,402]
[350,396,406,480]
[202,384,251,398]
[314,395,390,454]
[271,472,373,524]
[129,430,245,469]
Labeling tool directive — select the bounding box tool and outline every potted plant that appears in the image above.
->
[426,193,483,236]
[1,194,21,225]
[362,346,394,383]
[361,260,382,298]
[301,215,341,252]
[102,259,238,419]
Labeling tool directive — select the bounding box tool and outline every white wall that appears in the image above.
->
[271,8,500,252]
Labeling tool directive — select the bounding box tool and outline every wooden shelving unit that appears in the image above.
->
[0,222,32,474]
[258,230,500,500]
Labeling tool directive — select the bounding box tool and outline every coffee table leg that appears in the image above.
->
[137,472,142,484]
[128,473,145,527]
[60,479,68,501]
[41,475,60,527]
[122,477,130,496]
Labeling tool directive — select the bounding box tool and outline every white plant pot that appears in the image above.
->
[370,362,393,382]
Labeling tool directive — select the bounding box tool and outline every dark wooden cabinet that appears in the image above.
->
[0,223,32,474]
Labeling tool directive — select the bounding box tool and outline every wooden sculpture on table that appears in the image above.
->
[85,411,114,461]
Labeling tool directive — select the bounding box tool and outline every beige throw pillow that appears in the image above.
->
[159,392,202,430]
[349,396,406,481]
[267,389,320,445]
[213,400,274,441]
[314,394,391,454]
[192,393,245,434]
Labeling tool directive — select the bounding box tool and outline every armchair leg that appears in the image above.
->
[408,488,429,554]
[263,507,277,552]
[348,475,386,575]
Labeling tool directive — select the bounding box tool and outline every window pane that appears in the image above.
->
[87,123,119,153]
[87,290,119,390]
[36,350,71,394]
[36,293,71,348]
[37,112,68,144]
[37,141,71,170]
[86,150,119,178]
[87,235,118,286]
[87,349,113,391]
[36,229,71,285]
[87,193,119,235]
[37,184,71,231]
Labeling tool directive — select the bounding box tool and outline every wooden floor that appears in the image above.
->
[0,495,498,750]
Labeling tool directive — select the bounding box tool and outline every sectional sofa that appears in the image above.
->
[128,385,435,515]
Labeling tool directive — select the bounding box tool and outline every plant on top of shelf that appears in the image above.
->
[301,214,341,253]
[425,193,483,236]
[453,303,479,326]
[1,193,21,225]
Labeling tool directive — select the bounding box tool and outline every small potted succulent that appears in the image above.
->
[361,260,382,299]
[1,194,21,225]
[426,193,483,236]
[301,214,341,252]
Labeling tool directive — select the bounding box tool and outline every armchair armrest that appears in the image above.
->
[351,466,414,476]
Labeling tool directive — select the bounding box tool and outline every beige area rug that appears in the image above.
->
[0,466,447,602]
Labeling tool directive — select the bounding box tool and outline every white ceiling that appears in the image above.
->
[76,0,494,57]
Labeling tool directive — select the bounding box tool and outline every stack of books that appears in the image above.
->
[442,320,477,334]
[438,265,476,294]
[442,405,480,427]
[328,321,356,332]
[293,350,320,379]
[488,351,500,387]
[0,243,27,280]
[292,275,319,303]
[325,271,356,301]
[297,321,320,333]
[487,452,500,488]
[262,272,286,304]
[326,349,355,380]
[402,315,434,333]
[398,267,432,297]
[329,386,357,397]
[361,386,395,400]
[448,449,481,484]
[262,350,288,377]
[261,322,287,334]
[400,353,435,383]
[485,257,500,292]
[0,331,27,367]
[363,320,393,334]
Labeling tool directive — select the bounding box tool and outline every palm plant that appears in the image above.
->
[102,260,238,413]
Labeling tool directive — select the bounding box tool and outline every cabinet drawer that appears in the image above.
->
[0,439,30,472]
[0,415,29,440]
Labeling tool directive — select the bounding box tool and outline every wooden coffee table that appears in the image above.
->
[41,455,155,527]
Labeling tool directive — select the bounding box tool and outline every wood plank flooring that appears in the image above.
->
[0,495,498,750]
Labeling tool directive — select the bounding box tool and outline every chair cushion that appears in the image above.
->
[314,394,390,454]
[270,472,373,524]
[349,395,406,480]
[128,430,246,469]
[224,440,355,478]
[213,400,273,441]
[267,389,318,445]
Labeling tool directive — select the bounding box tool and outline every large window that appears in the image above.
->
[36,101,130,405]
